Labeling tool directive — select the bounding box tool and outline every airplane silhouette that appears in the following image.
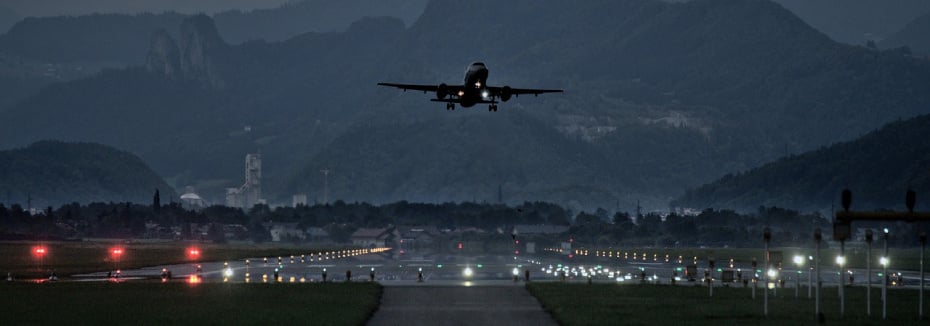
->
[378,62,563,111]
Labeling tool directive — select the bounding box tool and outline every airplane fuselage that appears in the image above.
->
[377,61,562,112]
[460,62,489,108]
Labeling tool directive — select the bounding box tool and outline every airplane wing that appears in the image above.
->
[377,83,438,93]
[487,86,563,97]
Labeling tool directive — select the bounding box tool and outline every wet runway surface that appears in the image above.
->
[367,286,558,326]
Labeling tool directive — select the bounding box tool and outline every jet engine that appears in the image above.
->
[500,86,513,102]
[437,83,449,99]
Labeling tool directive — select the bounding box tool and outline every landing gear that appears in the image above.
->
[488,104,498,112]
[446,103,455,111]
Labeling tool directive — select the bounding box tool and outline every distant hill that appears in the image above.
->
[0,141,176,208]
[0,5,19,34]
[772,0,930,45]
[3,0,930,210]
[880,12,930,56]
[672,115,930,212]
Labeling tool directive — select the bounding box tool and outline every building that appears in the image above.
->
[226,153,263,209]
[180,186,206,210]
[263,222,304,242]
[351,227,397,248]
[305,227,332,243]
[512,224,570,236]
[292,194,308,207]
[398,226,440,252]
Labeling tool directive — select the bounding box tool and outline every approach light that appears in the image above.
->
[513,267,520,276]
[463,267,474,278]
[835,256,846,266]
[767,269,777,278]
[880,257,889,267]
[793,255,804,266]
[224,268,234,277]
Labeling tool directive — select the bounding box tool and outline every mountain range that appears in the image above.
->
[672,114,930,213]
[0,0,426,113]
[772,0,930,45]
[3,0,930,211]
[880,11,930,56]
[0,141,175,208]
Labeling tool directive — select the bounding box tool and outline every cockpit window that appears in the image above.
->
[471,62,486,67]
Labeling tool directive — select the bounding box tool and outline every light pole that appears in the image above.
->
[920,232,926,321]
[865,229,873,317]
[32,245,48,276]
[808,255,813,299]
[763,227,771,317]
[882,227,889,320]
[836,255,846,317]
[815,228,822,318]
[793,255,803,299]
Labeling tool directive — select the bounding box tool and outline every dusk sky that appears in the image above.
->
[1,0,293,17]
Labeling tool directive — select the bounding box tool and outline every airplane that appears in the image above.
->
[378,62,563,111]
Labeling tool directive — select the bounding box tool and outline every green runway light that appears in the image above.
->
[477,264,483,268]
[437,264,443,268]
[676,267,683,272]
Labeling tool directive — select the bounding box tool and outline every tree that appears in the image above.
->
[152,189,161,214]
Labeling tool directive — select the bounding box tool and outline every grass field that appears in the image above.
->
[528,282,928,325]
[1,241,349,278]
[0,282,381,325]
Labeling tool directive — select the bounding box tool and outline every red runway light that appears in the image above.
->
[111,248,124,257]
[186,247,201,259]
[32,246,48,256]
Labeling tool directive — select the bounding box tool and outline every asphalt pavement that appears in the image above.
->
[367,286,558,326]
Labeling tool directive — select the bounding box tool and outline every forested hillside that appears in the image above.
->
[673,115,930,212]
[0,141,176,208]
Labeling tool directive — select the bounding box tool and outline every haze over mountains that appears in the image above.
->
[772,0,930,45]
[2,0,930,211]
[881,11,930,56]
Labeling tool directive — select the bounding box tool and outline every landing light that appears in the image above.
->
[481,91,489,98]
